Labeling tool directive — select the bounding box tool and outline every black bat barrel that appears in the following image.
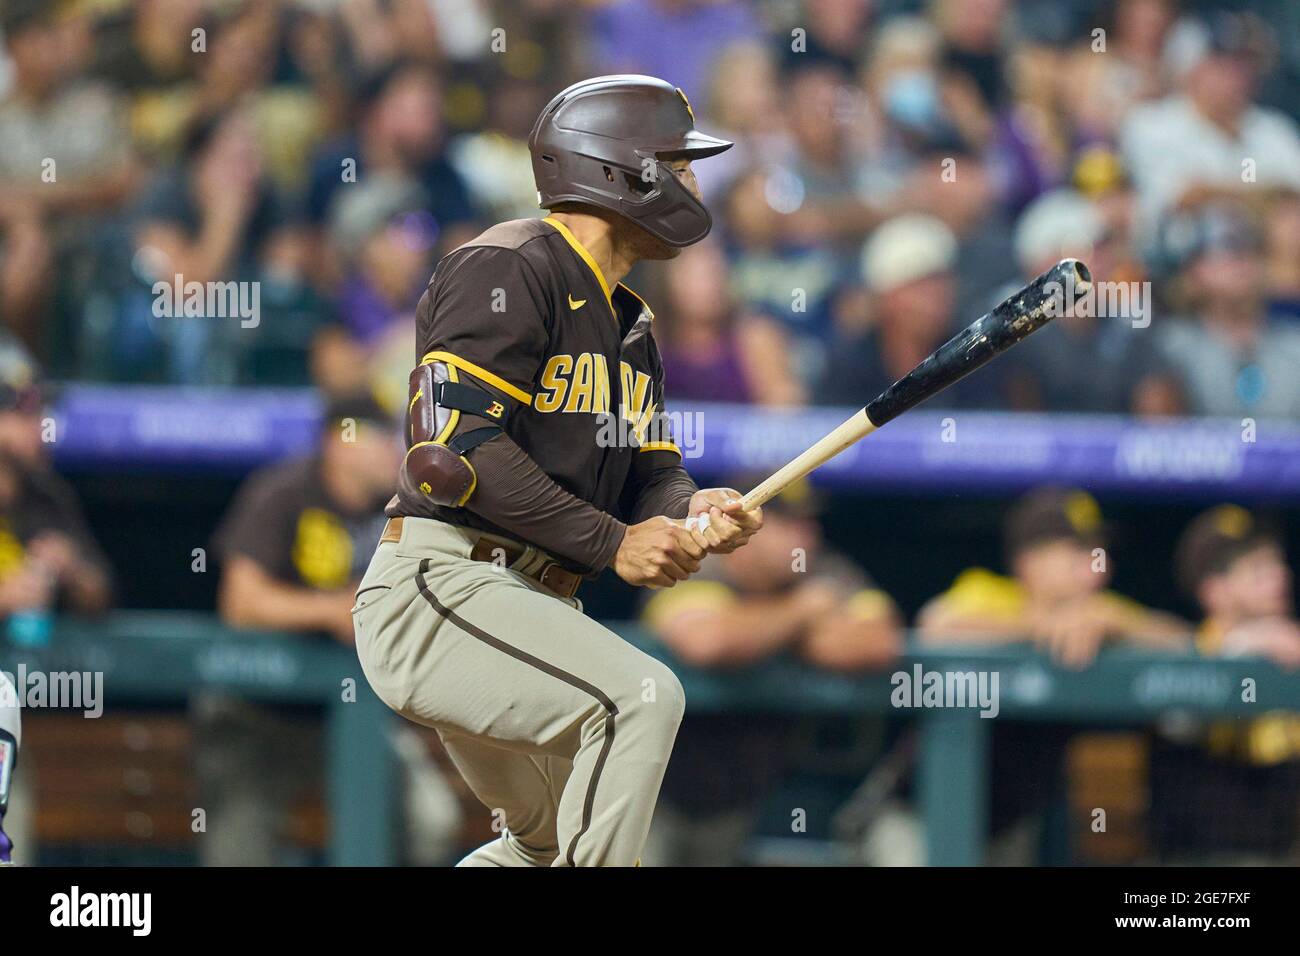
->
[864,258,1090,427]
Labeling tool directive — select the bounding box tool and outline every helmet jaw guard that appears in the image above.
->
[617,157,716,247]
[529,75,733,248]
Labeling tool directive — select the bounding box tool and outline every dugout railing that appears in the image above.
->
[4,612,1299,865]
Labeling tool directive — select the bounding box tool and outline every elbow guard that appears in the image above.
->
[403,361,510,507]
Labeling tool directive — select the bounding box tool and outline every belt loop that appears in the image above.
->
[515,545,544,577]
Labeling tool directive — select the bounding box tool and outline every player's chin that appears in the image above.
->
[641,237,682,261]
[623,222,682,261]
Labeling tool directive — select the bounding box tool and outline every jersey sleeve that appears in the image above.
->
[211,466,297,581]
[406,245,628,572]
[418,245,550,407]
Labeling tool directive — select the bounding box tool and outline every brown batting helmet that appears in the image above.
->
[528,75,733,247]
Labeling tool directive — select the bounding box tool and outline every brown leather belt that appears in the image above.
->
[380,516,582,600]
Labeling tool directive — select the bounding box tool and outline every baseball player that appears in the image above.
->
[352,75,762,866]
[0,671,18,865]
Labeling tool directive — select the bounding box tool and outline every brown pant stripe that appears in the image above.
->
[415,559,618,867]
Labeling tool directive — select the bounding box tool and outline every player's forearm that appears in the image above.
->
[459,430,627,573]
[625,456,697,523]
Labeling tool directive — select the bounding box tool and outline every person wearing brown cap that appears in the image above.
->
[919,487,1188,862]
[1176,505,1300,666]
[918,486,1188,668]
[200,393,404,866]
[1147,506,1300,862]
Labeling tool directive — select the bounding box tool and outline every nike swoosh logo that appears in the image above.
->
[568,294,586,310]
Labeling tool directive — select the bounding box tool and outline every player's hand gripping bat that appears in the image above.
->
[695,258,1091,522]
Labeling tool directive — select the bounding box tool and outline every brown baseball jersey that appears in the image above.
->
[216,456,388,591]
[387,216,698,574]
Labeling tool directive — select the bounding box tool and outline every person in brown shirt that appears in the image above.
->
[198,393,399,866]
[1149,506,1300,862]
[354,76,763,866]
[0,336,112,617]
[215,394,397,643]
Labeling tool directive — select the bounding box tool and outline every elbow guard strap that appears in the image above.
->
[403,362,510,507]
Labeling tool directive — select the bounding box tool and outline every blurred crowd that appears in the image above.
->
[1,0,1299,418]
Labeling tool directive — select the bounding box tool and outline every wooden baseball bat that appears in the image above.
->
[738,258,1091,510]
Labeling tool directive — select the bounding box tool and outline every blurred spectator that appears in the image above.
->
[114,109,317,384]
[776,60,883,249]
[816,213,1001,409]
[1065,0,1180,142]
[641,479,900,865]
[309,323,378,404]
[654,239,803,406]
[1120,11,1300,246]
[991,30,1078,215]
[855,11,1013,282]
[917,487,1188,667]
[328,173,437,348]
[337,0,442,74]
[1156,204,1300,418]
[199,393,398,866]
[692,41,789,200]
[1001,189,1183,415]
[90,0,208,145]
[854,18,1018,310]
[721,167,851,383]
[306,63,478,248]
[932,0,1009,149]
[776,0,874,75]
[214,393,398,640]
[587,0,761,98]
[0,0,135,357]
[1149,505,1300,863]
[447,76,548,223]
[90,0,316,171]
[860,16,967,197]
[194,3,332,193]
[0,336,112,617]
[1176,505,1300,668]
